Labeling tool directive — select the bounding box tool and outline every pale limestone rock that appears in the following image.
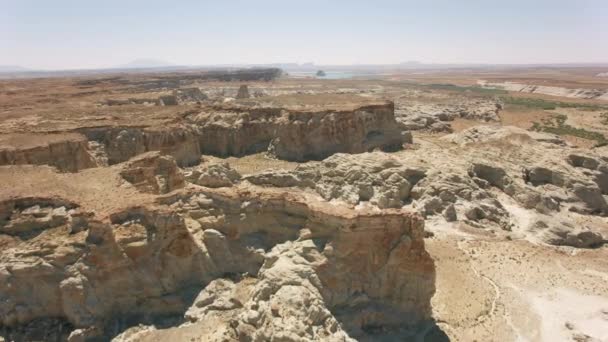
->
[236,85,250,99]
[0,133,97,172]
[119,151,185,194]
[247,152,425,208]
[186,162,241,188]
[0,187,435,340]
[395,97,501,132]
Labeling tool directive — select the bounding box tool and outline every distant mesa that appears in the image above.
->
[316,70,326,77]
[0,65,29,73]
[119,59,174,69]
[399,61,423,69]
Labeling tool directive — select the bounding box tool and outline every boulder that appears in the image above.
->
[119,152,185,194]
[468,163,511,190]
[236,85,250,99]
[185,162,241,188]
[534,220,604,248]
[173,87,208,103]
[247,152,425,208]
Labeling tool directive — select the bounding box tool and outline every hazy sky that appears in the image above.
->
[2,0,607,70]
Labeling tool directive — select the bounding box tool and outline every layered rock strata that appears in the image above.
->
[188,99,405,161]
[119,152,185,194]
[0,134,96,172]
[0,178,435,341]
[1,95,408,170]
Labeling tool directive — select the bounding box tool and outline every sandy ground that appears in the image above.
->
[426,223,608,342]
[201,152,300,175]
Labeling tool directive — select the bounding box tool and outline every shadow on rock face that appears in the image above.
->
[338,319,450,342]
[0,318,74,342]
[423,322,451,342]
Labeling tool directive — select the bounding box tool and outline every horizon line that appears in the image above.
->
[3,61,608,73]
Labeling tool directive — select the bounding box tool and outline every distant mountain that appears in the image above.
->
[0,65,29,73]
[399,61,422,65]
[119,59,174,69]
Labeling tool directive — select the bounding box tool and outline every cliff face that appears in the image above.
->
[0,183,434,340]
[188,99,405,161]
[119,152,185,194]
[82,126,202,167]
[0,95,407,171]
[269,103,404,161]
[0,134,97,172]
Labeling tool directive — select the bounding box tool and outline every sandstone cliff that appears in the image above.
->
[81,126,201,167]
[188,96,406,161]
[0,95,408,172]
[0,134,97,172]
[0,165,435,341]
[119,152,185,194]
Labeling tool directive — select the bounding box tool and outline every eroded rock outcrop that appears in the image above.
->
[173,87,208,103]
[413,169,513,230]
[236,85,250,99]
[81,126,202,167]
[532,218,604,248]
[119,152,185,194]
[246,152,425,208]
[184,162,241,188]
[0,134,97,172]
[188,96,407,161]
[443,125,567,146]
[0,203,204,334]
[0,184,435,341]
[523,165,608,215]
[395,98,501,132]
[478,80,608,101]
[81,95,409,168]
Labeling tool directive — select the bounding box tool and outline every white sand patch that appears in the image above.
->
[494,191,541,242]
[477,80,608,100]
[423,215,474,239]
[526,288,608,341]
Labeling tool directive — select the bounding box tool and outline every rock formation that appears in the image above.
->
[245,125,608,248]
[173,88,208,103]
[0,168,435,340]
[478,80,608,101]
[0,134,97,172]
[119,152,185,194]
[3,70,608,342]
[81,126,202,167]
[246,152,426,208]
[236,85,250,99]
[187,95,407,161]
[2,95,409,172]
[395,98,501,132]
[184,162,241,188]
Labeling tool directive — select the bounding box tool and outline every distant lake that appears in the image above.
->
[288,71,381,79]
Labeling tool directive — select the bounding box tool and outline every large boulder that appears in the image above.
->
[246,152,425,208]
[119,152,185,194]
[236,85,250,99]
[185,162,241,188]
[533,220,604,248]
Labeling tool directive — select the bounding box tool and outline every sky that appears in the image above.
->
[1,0,607,70]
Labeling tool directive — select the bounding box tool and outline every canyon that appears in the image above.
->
[1,68,608,341]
